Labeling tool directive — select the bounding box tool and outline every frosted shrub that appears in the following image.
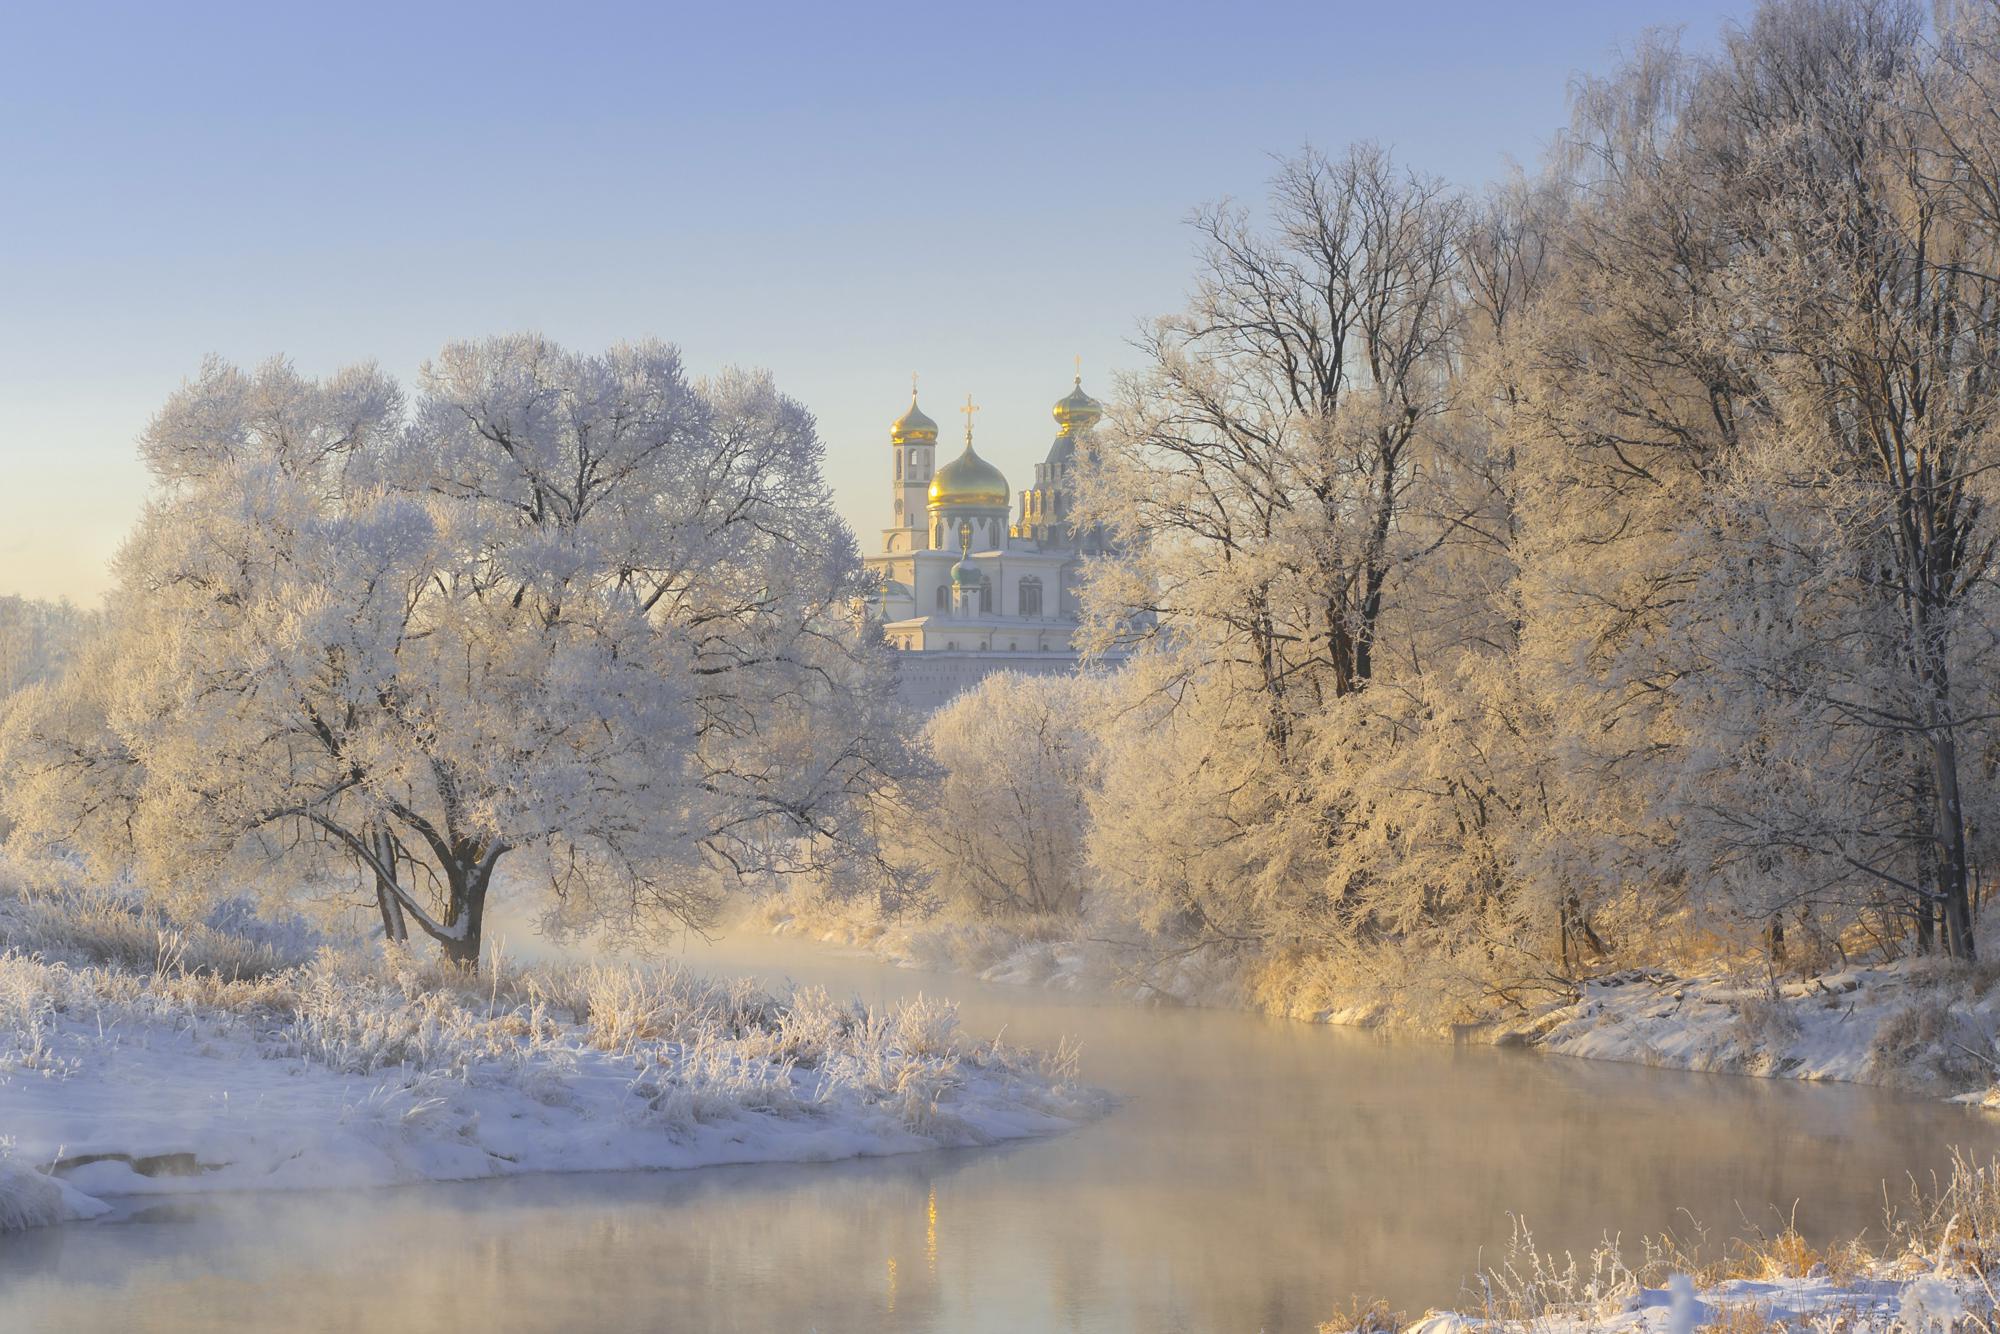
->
[283,956,494,1077]
[770,985,853,1068]
[1729,995,1804,1074]
[1867,997,1995,1094]
[1470,1217,1640,1327]
[0,859,320,981]
[630,1029,809,1132]
[890,995,962,1060]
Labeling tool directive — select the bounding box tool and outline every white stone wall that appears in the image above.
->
[890,651,1084,712]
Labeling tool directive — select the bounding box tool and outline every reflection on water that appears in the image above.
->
[1,932,1994,1333]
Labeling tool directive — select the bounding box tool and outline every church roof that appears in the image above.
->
[929,444,1010,509]
[1052,375,1103,434]
[892,395,939,443]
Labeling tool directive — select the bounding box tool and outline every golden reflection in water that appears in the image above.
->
[927,1184,939,1274]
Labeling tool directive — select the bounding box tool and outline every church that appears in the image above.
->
[864,370,1113,710]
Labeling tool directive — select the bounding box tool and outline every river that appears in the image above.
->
[0,930,1993,1333]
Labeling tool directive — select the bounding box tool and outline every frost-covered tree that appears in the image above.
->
[1080,0,2000,1000]
[1,340,905,966]
[911,672,1104,918]
[0,597,97,700]
[1499,0,2000,961]
[1074,146,1479,950]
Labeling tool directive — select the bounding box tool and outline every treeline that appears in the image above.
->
[908,0,2000,1013]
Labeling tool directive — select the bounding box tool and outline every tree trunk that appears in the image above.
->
[368,828,408,945]
[1929,730,1978,961]
[437,844,499,970]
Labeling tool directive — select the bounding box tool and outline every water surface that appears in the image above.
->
[1,931,1992,1333]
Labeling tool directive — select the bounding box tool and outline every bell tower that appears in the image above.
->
[890,377,938,550]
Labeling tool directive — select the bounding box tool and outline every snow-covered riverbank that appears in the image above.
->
[1322,1150,2000,1333]
[0,892,1104,1233]
[755,895,2000,1107]
[1341,1270,1987,1334]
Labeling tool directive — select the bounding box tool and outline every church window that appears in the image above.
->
[896,453,903,479]
[1019,577,1042,617]
[936,585,948,611]
[979,585,992,615]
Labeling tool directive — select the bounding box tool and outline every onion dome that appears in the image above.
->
[929,444,1010,510]
[892,395,938,444]
[1052,375,1104,435]
[950,558,987,589]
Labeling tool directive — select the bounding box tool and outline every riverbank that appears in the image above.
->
[0,880,1103,1233]
[1324,1149,2000,1332]
[752,892,2000,1106]
[1336,1262,1988,1333]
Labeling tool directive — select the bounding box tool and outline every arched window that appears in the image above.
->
[1019,577,1042,618]
[979,585,992,615]
[936,585,948,611]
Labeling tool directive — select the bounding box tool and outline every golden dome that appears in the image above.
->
[1053,376,1103,434]
[928,443,1010,510]
[892,395,938,444]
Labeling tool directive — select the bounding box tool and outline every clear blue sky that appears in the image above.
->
[0,0,1752,604]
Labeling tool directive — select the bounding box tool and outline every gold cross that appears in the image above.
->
[911,371,919,398]
[1074,354,1082,385]
[960,393,979,443]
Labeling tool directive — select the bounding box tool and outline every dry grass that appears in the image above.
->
[1325,1155,2000,1332]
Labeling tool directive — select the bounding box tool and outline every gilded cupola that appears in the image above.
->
[891,394,939,445]
[1052,372,1103,435]
[928,394,1010,510]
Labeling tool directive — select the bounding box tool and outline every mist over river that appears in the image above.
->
[2,931,1993,1333]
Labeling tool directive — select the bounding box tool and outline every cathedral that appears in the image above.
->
[864,370,1112,710]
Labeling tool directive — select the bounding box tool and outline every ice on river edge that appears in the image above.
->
[0,940,1108,1232]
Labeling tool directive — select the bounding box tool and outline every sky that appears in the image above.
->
[0,0,1755,606]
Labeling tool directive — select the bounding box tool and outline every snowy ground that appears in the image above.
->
[1347,1271,1987,1334]
[0,881,1105,1233]
[1502,962,2000,1103]
[1322,1160,2000,1333]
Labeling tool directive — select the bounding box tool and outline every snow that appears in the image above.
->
[0,943,1107,1233]
[1502,961,2000,1099]
[0,1160,105,1231]
[1355,1270,1987,1334]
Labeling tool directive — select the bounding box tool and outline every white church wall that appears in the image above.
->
[892,651,1084,712]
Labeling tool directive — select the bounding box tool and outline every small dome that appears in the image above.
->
[950,558,987,588]
[929,444,1010,510]
[892,396,938,444]
[1052,377,1103,434]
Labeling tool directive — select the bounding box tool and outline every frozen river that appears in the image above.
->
[2,931,1995,1332]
